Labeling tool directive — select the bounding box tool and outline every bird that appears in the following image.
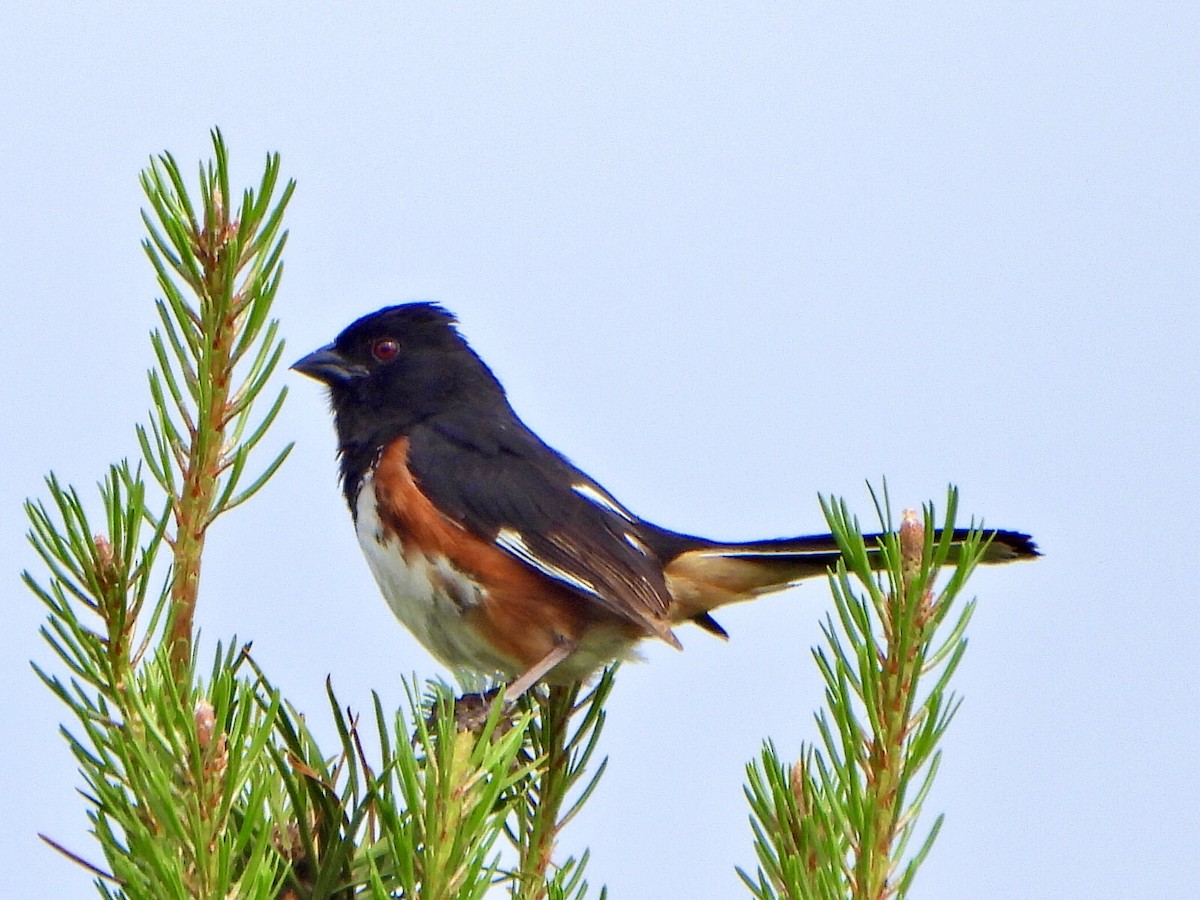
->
[293,303,1038,697]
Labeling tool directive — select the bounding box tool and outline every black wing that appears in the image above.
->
[406,410,679,643]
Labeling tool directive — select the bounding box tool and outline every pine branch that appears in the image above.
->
[505,671,615,900]
[136,129,294,672]
[740,486,998,899]
[24,132,298,898]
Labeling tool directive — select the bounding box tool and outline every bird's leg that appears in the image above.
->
[505,638,577,701]
[450,638,578,733]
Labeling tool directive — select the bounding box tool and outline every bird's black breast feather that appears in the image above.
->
[404,413,675,631]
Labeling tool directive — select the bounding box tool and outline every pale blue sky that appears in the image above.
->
[2,5,1196,898]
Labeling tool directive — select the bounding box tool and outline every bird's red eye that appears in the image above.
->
[372,338,400,361]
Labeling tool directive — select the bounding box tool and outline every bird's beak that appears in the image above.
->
[290,344,368,384]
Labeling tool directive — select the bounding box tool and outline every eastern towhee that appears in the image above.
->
[293,303,1037,696]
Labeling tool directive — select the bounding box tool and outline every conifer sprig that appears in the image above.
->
[136,128,294,669]
[740,487,993,899]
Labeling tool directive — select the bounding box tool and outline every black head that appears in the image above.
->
[292,303,508,490]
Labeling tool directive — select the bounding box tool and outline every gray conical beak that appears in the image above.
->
[290,344,368,384]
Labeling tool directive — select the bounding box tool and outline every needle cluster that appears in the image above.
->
[740,488,992,899]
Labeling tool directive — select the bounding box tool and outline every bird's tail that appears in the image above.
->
[662,528,1039,636]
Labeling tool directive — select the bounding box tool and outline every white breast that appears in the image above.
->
[354,471,519,676]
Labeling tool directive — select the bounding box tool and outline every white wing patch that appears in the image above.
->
[571,481,636,523]
[622,530,652,556]
[496,527,605,599]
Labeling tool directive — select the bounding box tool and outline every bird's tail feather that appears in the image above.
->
[664,528,1038,634]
